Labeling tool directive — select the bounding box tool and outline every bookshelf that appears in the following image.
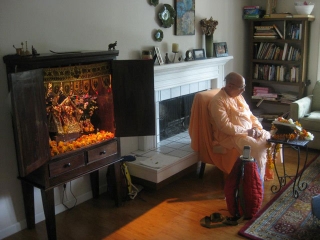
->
[246,17,314,115]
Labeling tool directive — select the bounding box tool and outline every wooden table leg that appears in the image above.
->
[21,181,35,229]
[113,161,122,207]
[90,170,100,198]
[41,188,56,240]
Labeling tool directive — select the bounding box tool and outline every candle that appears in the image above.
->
[172,43,179,53]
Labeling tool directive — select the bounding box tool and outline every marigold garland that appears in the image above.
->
[49,130,114,156]
[271,117,314,141]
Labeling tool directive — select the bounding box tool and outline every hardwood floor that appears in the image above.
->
[5,147,319,240]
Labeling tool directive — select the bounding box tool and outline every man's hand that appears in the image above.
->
[248,127,262,139]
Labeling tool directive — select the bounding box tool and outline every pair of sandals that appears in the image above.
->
[200,212,243,229]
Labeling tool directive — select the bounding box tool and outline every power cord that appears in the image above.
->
[62,182,77,210]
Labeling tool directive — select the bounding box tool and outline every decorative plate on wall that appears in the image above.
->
[158,4,176,28]
[154,29,163,42]
[150,0,159,6]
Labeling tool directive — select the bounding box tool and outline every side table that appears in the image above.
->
[267,138,309,198]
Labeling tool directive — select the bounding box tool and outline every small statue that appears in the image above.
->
[108,41,117,50]
[32,45,38,56]
[165,53,171,64]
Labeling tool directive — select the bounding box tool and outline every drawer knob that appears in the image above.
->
[100,150,106,155]
[64,163,71,168]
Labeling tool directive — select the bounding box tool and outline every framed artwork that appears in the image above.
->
[154,47,164,65]
[193,49,205,60]
[214,42,229,57]
[175,0,195,35]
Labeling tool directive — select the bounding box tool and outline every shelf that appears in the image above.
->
[247,17,314,109]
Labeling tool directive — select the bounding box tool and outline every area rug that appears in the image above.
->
[239,154,320,240]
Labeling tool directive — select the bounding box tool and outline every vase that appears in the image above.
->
[205,34,214,58]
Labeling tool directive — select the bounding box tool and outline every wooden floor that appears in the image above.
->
[5,147,319,240]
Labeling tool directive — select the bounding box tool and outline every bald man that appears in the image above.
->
[208,72,270,179]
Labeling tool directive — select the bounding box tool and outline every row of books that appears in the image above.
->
[255,42,301,61]
[287,22,302,40]
[253,64,300,82]
[243,5,264,19]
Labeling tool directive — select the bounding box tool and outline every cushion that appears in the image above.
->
[311,81,320,111]
[299,111,320,131]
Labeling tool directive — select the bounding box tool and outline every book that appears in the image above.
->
[243,6,260,9]
[253,35,278,39]
[255,26,273,30]
[282,43,288,61]
[243,9,260,15]
[243,14,260,19]
[273,24,284,39]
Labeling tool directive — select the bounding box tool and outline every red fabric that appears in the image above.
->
[224,157,263,219]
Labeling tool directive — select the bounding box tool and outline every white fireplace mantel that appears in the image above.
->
[154,56,233,91]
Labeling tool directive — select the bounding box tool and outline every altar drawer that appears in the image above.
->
[87,141,118,164]
[49,153,85,178]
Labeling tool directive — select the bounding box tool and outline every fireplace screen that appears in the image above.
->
[159,93,196,141]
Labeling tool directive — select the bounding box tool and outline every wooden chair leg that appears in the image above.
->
[199,162,206,179]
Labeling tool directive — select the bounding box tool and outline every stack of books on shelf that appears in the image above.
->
[243,6,264,19]
[254,25,279,39]
[280,91,298,104]
[252,86,278,101]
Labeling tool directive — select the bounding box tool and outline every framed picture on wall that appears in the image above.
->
[175,0,195,35]
[214,42,229,57]
[193,49,205,60]
[154,47,164,65]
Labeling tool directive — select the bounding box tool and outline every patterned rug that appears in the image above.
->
[239,154,320,240]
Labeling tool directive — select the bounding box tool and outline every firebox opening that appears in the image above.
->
[159,92,198,141]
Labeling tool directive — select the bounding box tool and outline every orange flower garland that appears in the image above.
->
[49,130,114,156]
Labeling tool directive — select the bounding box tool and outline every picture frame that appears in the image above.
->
[214,42,229,57]
[175,0,195,36]
[193,49,205,60]
[154,47,164,65]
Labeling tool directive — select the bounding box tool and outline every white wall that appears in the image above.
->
[1,0,318,238]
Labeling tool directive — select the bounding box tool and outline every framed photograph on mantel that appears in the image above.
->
[214,42,229,57]
[154,47,164,65]
[193,48,205,60]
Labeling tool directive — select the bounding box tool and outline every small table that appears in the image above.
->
[267,138,309,198]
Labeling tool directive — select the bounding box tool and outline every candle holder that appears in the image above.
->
[172,51,178,63]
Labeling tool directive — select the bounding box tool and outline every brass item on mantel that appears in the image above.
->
[13,41,32,56]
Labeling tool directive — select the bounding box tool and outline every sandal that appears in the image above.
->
[200,212,225,228]
[200,213,244,228]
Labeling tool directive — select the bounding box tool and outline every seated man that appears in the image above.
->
[208,72,270,180]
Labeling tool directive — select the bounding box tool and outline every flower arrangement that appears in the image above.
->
[271,117,314,141]
[200,17,218,36]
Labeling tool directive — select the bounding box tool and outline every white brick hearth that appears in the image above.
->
[127,57,233,186]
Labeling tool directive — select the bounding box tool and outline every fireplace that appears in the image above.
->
[127,57,233,187]
[159,93,196,141]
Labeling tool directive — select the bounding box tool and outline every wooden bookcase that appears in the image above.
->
[246,17,315,118]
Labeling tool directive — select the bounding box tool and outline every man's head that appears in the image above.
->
[224,72,246,97]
